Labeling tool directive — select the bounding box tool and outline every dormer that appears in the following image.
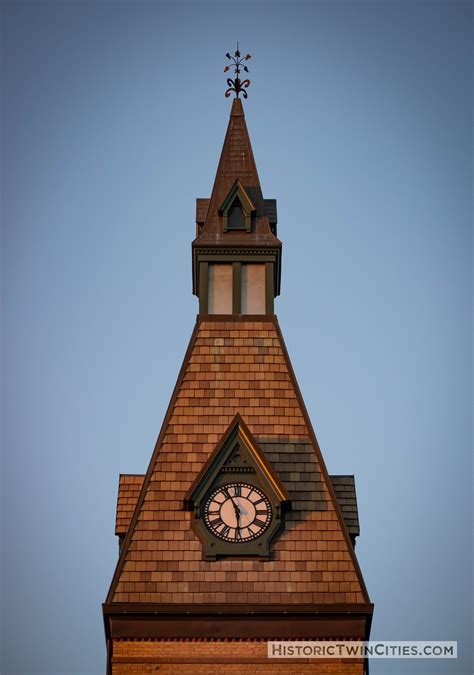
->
[220,180,255,232]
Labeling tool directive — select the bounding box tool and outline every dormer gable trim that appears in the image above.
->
[219,180,256,232]
[184,413,290,510]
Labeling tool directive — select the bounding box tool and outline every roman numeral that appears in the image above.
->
[233,485,241,497]
[253,497,265,506]
[221,524,231,538]
[255,509,267,516]
[235,528,242,540]
[253,518,266,529]
[210,517,224,529]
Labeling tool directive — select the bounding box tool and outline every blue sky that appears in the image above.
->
[1,1,472,673]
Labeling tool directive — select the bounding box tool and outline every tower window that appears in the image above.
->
[241,264,265,314]
[208,263,232,314]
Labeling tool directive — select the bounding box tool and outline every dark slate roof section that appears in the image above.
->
[264,199,277,226]
[330,475,360,539]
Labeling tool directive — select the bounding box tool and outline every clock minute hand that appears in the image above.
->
[223,487,240,512]
[223,487,241,529]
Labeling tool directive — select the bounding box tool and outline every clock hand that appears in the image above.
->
[234,505,241,530]
[222,487,235,502]
[222,487,241,528]
[223,487,240,511]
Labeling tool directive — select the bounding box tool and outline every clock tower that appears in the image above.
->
[103,54,373,674]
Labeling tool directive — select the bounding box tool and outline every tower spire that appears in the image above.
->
[192,96,281,315]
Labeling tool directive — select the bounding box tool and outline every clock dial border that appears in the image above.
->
[203,482,273,543]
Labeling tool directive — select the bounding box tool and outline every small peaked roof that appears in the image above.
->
[184,413,291,508]
[219,179,256,214]
[193,98,281,248]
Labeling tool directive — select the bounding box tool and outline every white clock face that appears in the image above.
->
[204,482,272,542]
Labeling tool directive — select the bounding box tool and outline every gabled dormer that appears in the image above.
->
[192,98,282,315]
[220,180,255,232]
[184,414,291,560]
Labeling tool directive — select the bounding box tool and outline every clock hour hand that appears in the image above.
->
[232,501,241,529]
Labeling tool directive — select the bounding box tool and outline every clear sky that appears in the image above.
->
[1,1,472,674]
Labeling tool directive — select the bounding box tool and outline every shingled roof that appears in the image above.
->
[115,473,360,543]
[106,316,370,606]
[330,475,360,545]
[192,98,281,248]
[115,474,144,537]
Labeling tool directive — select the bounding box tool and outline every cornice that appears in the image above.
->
[193,247,280,256]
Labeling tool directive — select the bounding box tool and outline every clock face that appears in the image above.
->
[204,482,272,542]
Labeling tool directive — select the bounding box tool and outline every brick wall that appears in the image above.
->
[111,640,365,674]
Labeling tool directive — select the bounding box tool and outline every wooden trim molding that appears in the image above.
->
[199,262,209,314]
[232,262,241,314]
[265,262,274,314]
[103,602,373,641]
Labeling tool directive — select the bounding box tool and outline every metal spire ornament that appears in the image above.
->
[224,43,251,98]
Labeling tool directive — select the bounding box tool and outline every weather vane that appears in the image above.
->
[224,42,251,99]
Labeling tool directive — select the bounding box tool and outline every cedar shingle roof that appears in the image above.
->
[115,475,144,536]
[115,473,360,540]
[106,317,369,606]
[195,198,210,226]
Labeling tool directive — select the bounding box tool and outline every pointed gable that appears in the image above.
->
[106,317,370,606]
[219,180,255,232]
[184,413,290,508]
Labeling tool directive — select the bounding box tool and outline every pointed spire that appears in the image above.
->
[192,96,282,307]
[199,98,273,241]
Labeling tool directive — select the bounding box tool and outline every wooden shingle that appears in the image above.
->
[106,317,369,606]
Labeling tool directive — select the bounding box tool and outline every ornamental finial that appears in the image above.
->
[224,42,251,99]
